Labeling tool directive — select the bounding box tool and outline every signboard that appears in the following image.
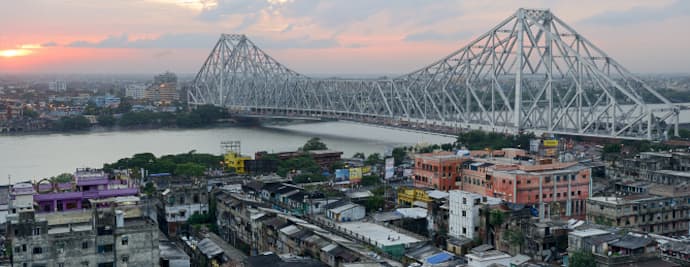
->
[403,169,413,178]
[384,157,395,179]
[335,169,350,184]
[362,166,372,175]
[543,139,559,147]
[349,167,362,184]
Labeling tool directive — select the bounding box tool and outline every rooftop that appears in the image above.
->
[336,222,422,247]
[570,228,611,238]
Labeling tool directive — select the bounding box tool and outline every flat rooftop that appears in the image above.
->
[570,228,611,238]
[654,170,690,178]
[336,222,421,247]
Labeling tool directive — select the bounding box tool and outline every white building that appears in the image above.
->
[466,250,512,267]
[9,183,35,215]
[326,203,365,222]
[48,80,67,92]
[449,190,502,239]
[125,84,147,99]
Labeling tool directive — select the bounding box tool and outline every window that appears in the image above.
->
[462,198,467,204]
[58,264,65,267]
[33,227,41,236]
[82,241,89,249]
[121,236,129,246]
[97,263,114,267]
[81,261,89,267]
[121,256,129,263]
[33,247,42,254]
[22,244,26,252]
[97,244,114,253]
[462,211,466,217]
[462,227,466,234]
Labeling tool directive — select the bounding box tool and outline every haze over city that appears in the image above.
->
[1,0,689,74]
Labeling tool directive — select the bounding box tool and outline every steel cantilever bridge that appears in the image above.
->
[189,8,679,140]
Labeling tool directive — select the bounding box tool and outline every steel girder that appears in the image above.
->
[189,8,679,140]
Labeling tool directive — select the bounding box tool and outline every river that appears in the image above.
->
[0,121,455,183]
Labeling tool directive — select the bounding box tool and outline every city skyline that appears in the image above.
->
[1,0,689,74]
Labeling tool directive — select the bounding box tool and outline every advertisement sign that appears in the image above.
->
[384,157,395,179]
[335,169,350,184]
[362,166,372,175]
[543,140,559,147]
[349,167,362,184]
[403,169,413,178]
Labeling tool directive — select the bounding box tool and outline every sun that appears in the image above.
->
[0,49,32,58]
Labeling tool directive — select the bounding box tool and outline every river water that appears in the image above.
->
[0,121,455,183]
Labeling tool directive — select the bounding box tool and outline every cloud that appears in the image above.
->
[252,35,340,49]
[67,33,219,49]
[345,43,366,49]
[196,0,270,22]
[403,30,473,42]
[580,1,690,25]
[281,24,294,34]
[41,42,58,47]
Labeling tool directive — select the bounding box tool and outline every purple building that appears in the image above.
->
[34,168,138,212]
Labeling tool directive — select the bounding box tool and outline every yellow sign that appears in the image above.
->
[349,167,362,184]
[362,166,371,174]
[543,140,559,147]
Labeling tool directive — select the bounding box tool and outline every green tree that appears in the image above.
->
[489,210,505,226]
[143,181,156,196]
[441,143,455,151]
[50,173,73,183]
[22,108,39,119]
[365,153,382,165]
[392,147,406,166]
[97,114,116,127]
[570,250,597,267]
[353,152,366,159]
[301,137,328,151]
[53,116,91,131]
[174,162,205,177]
[361,175,381,186]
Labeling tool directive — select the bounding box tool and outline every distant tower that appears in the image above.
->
[221,140,241,156]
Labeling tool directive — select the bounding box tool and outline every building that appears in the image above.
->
[33,168,138,213]
[7,199,159,267]
[331,222,424,259]
[413,151,467,191]
[155,176,209,237]
[461,158,591,219]
[465,250,512,267]
[448,190,502,239]
[125,84,147,99]
[586,186,690,236]
[325,203,365,222]
[224,150,252,174]
[91,94,121,108]
[48,80,67,92]
[9,182,35,215]
[146,82,179,103]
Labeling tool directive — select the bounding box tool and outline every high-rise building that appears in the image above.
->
[125,84,147,99]
[146,72,179,103]
[448,190,502,240]
[48,80,67,92]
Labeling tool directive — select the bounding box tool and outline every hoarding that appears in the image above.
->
[384,157,395,179]
[362,166,372,175]
[335,169,350,184]
[543,140,559,147]
[403,169,413,178]
[349,167,362,184]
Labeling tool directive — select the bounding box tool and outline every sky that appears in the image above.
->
[0,0,688,75]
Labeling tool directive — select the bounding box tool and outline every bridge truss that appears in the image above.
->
[189,8,678,140]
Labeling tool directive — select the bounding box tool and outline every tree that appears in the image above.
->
[489,210,505,226]
[301,137,328,151]
[53,116,91,131]
[97,114,116,127]
[143,182,156,196]
[570,250,596,267]
[50,173,73,183]
[365,153,382,165]
[174,162,205,177]
[441,143,454,151]
[353,152,366,159]
[22,108,39,119]
[361,175,381,186]
[392,147,406,166]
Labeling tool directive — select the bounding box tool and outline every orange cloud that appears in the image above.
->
[0,49,33,58]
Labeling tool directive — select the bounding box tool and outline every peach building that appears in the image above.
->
[414,148,591,219]
[413,152,468,191]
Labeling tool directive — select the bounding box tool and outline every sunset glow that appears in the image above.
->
[0,49,32,58]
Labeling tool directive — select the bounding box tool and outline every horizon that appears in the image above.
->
[0,1,689,74]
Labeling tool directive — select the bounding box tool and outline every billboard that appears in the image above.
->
[362,166,372,175]
[403,169,413,178]
[335,169,350,184]
[543,140,559,147]
[384,157,395,179]
[349,167,362,184]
